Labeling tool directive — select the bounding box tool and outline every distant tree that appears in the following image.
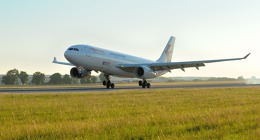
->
[80,77,91,84]
[91,76,98,83]
[2,69,19,85]
[193,79,202,82]
[32,72,45,85]
[208,77,236,81]
[19,71,29,85]
[99,73,106,82]
[49,73,62,85]
[71,78,80,84]
[237,76,244,81]
[63,74,72,84]
[250,76,257,80]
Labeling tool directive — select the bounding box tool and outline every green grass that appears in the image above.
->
[0,87,259,139]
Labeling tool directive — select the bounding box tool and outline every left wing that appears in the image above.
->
[116,53,250,72]
[52,57,74,66]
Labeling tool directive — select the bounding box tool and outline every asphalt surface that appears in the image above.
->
[0,83,259,93]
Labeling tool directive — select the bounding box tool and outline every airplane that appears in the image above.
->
[53,36,250,89]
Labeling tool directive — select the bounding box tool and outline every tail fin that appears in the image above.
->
[157,36,175,62]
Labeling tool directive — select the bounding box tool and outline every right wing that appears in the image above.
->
[117,53,250,72]
[52,57,74,66]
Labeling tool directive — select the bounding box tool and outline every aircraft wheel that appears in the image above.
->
[143,80,147,85]
[147,83,151,88]
[138,80,143,86]
[106,80,111,89]
[142,80,147,88]
[103,80,107,86]
[111,83,115,89]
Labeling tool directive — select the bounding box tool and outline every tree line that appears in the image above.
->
[1,69,101,85]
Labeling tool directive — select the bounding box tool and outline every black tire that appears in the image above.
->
[143,80,147,86]
[147,83,151,88]
[142,80,147,88]
[138,80,142,86]
[111,83,115,89]
[106,80,111,89]
[103,80,107,86]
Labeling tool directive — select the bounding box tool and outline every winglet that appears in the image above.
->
[243,53,251,59]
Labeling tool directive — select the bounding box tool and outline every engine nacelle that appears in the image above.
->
[134,66,157,79]
[70,67,91,78]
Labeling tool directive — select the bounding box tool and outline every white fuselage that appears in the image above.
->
[64,45,167,78]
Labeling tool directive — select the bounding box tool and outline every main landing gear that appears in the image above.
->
[103,80,115,89]
[138,80,151,88]
[102,74,115,89]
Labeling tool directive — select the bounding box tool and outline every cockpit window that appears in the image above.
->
[68,48,79,51]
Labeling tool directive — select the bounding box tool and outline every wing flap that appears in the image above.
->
[150,62,205,71]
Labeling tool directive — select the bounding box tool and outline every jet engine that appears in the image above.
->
[134,66,156,79]
[70,67,91,78]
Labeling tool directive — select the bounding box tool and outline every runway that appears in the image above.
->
[0,83,259,93]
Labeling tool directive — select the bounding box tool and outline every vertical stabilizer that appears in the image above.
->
[157,36,175,62]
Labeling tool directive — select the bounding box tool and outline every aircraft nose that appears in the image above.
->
[64,50,68,57]
[64,50,71,60]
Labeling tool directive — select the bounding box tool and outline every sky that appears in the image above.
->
[0,0,259,78]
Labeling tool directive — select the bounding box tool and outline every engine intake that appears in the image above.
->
[70,67,91,78]
[134,66,156,79]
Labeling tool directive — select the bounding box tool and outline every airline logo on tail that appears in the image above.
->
[157,36,175,63]
[165,44,173,62]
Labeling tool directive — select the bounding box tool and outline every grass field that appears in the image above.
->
[0,87,259,139]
